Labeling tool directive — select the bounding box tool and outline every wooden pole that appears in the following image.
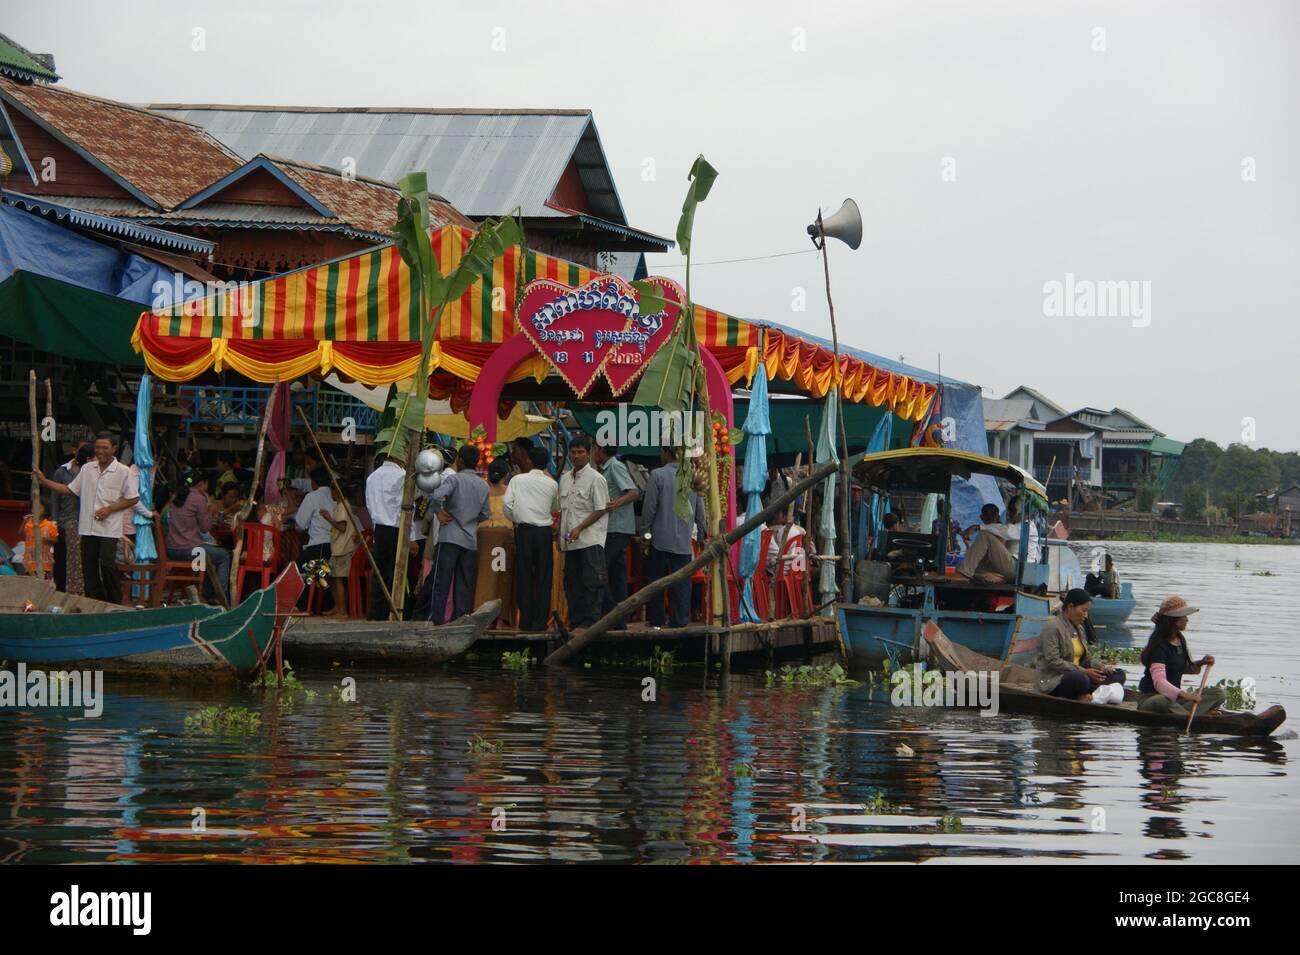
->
[817,232,852,602]
[228,382,278,600]
[296,405,397,619]
[1184,662,1213,734]
[28,371,43,579]
[545,451,862,665]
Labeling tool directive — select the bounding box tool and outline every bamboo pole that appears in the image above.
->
[228,383,278,600]
[28,371,43,579]
[296,406,397,619]
[1184,662,1214,734]
[545,451,863,665]
[389,435,423,620]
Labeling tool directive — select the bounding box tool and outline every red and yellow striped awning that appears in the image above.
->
[132,225,934,420]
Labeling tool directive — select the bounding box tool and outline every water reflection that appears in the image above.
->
[0,541,1297,863]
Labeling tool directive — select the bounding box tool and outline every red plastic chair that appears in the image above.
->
[347,530,374,618]
[236,522,282,601]
[688,540,708,622]
[774,533,808,618]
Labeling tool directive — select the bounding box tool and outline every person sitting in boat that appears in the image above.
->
[1035,588,1127,701]
[1136,596,1225,716]
[953,504,1017,583]
[1085,554,1121,600]
[1003,499,1040,564]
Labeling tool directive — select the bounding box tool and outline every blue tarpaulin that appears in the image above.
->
[0,202,173,305]
[133,373,156,563]
[737,353,771,622]
[942,383,1005,528]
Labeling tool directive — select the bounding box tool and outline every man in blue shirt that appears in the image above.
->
[639,447,707,628]
[419,445,490,623]
[593,438,640,624]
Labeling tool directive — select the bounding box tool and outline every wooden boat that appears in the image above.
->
[837,448,1052,667]
[280,599,498,665]
[919,620,1287,736]
[0,564,303,679]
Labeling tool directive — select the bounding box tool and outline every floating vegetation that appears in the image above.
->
[467,734,503,757]
[1251,570,1276,577]
[734,761,753,778]
[940,814,963,833]
[1089,644,1143,665]
[765,663,860,689]
[862,791,895,814]
[649,647,675,674]
[1217,678,1257,711]
[251,663,316,703]
[184,705,261,735]
[501,649,534,670]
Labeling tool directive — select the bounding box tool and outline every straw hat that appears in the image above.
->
[1151,595,1199,623]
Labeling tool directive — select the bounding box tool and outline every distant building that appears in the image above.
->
[987,387,1184,505]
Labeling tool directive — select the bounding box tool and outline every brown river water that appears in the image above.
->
[1,540,1296,864]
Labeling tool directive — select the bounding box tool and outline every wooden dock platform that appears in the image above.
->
[480,616,842,664]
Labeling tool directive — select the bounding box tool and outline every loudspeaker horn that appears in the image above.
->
[809,198,862,250]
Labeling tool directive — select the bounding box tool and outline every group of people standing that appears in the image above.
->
[364,434,709,631]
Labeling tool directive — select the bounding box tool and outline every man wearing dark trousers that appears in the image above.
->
[593,438,639,625]
[503,444,558,631]
[38,432,137,604]
[558,433,609,629]
[640,447,707,628]
[364,454,405,620]
[424,445,490,623]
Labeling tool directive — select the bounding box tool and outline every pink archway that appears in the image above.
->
[466,331,737,532]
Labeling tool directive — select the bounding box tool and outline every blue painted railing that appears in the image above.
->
[177,385,379,434]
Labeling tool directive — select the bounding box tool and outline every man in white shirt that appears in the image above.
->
[295,466,335,567]
[557,434,609,628]
[503,443,558,631]
[364,454,406,620]
[1004,499,1040,564]
[37,431,138,603]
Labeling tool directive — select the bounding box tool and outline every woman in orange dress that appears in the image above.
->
[473,458,517,629]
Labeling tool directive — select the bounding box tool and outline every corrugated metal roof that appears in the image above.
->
[760,319,965,386]
[152,106,607,220]
[0,33,59,83]
[3,190,215,253]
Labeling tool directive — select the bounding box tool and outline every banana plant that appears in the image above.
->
[632,155,721,525]
[380,171,521,616]
[377,172,522,461]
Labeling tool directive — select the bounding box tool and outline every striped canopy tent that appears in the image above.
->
[132,226,937,422]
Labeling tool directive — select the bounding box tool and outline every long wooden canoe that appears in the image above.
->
[920,620,1287,736]
[0,564,303,679]
[280,599,498,665]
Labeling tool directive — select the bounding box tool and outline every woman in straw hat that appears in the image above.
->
[1136,596,1226,715]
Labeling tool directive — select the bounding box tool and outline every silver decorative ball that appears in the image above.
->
[415,448,444,475]
[416,470,444,494]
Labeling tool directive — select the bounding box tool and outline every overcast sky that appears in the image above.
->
[10,1,1299,450]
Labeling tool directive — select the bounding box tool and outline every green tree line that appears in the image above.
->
[1166,440,1300,520]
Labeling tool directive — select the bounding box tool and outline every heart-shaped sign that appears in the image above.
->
[603,276,685,396]
[516,276,637,398]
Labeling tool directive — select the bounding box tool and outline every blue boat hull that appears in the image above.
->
[0,584,279,677]
[839,590,1051,668]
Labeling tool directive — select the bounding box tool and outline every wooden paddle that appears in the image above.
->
[1184,662,1214,733]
